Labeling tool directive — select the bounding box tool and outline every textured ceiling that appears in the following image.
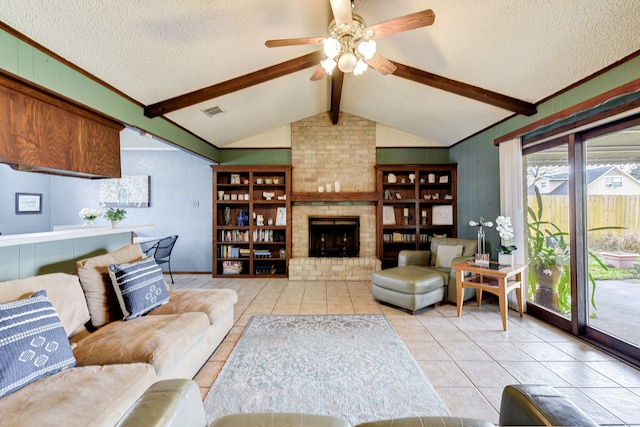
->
[1,0,639,148]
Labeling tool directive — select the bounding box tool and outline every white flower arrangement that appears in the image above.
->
[79,208,103,221]
[495,215,517,254]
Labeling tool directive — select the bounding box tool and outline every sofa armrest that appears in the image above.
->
[499,384,598,426]
[115,379,206,427]
[398,250,431,267]
[446,256,474,285]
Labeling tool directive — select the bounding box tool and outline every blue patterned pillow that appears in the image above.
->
[108,257,169,320]
[0,290,76,398]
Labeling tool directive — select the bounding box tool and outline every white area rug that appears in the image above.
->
[203,314,450,425]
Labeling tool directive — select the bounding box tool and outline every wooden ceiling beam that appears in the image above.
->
[391,62,537,116]
[144,51,323,118]
[330,70,344,124]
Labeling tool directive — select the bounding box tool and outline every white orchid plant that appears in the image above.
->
[79,208,102,221]
[495,215,517,255]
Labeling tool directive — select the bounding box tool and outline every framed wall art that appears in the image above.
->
[99,175,150,207]
[15,193,42,214]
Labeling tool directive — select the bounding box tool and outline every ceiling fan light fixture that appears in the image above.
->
[322,38,341,58]
[321,57,337,74]
[357,40,376,60]
[353,59,368,76]
[337,52,357,73]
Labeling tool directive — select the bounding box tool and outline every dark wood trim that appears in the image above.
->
[291,192,378,202]
[145,51,324,118]
[390,62,537,116]
[495,78,640,145]
[330,70,344,125]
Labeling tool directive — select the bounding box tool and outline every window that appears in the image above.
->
[604,176,623,188]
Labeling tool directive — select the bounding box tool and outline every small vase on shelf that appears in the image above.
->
[83,219,97,226]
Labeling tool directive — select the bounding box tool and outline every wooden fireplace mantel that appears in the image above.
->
[291,192,378,202]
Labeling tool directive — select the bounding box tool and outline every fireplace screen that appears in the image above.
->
[308,217,359,257]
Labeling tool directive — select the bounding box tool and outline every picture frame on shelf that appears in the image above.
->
[382,206,396,225]
[432,205,453,225]
[230,174,241,184]
[394,192,402,199]
[439,176,449,183]
[275,207,287,226]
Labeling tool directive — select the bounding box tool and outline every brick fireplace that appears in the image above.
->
[288,112,381,281]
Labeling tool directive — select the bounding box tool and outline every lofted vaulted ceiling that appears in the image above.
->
[1,1,639,149]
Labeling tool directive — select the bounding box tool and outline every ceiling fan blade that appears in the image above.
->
[265,37,323,48]
[310,65,326,81]
[368,10,435,39]
[366,53,397,75]
[329,0,352,27]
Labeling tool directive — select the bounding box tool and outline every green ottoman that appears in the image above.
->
[371,266,446,314]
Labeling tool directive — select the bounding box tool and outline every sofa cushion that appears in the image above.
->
[0,290,76,398]
[429,237,478,266]
[108,257,170,321]
[0,273,90,337]
[0,363,156,427]
[73,312,210,375]
[149,289,238,325]
[435,245,463,268]
[76,244,145,329]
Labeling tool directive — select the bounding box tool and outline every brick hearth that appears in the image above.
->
[289,113,381,281]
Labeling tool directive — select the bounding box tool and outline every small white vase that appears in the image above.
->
[498,252,514,266]
[111,220,121,228]
[83,219,96,226]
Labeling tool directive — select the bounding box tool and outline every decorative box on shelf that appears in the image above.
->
[222,261,243,275]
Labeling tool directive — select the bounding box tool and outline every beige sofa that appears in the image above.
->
[0,244,237,427]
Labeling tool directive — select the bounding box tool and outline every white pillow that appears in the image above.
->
[435,245,463,268]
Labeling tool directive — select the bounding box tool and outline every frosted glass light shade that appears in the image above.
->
[353,59,368,75]
[357,40,376,60]
[321,57,337,74]
[322,38,341,58]
[337,52,357,73]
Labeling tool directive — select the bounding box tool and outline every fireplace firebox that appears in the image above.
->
[308,217,359,257]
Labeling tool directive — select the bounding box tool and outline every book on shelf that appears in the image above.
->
[220,230,250,242]
[219,245,241,258]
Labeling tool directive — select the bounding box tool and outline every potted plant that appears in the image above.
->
[104,208,127,228]
[495,215,517,266]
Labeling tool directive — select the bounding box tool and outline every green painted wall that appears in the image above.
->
[0,29,218,161]
[376,147,450,164]
[217,149,292,165]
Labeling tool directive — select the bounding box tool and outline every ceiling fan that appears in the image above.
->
[144,1,536,124]
[264,0,435,80]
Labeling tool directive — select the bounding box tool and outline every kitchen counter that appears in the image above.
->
[0,225,154,247]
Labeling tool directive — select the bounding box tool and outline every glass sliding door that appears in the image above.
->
[524,139,572,322]
[521,114,640,364]
[584,122,640,349]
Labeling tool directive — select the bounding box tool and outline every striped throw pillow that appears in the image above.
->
[0,290,76,398]
[108,257,169,320]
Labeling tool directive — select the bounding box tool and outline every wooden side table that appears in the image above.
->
[452,261,527,331]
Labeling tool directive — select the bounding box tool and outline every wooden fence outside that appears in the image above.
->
[527,195,640,236]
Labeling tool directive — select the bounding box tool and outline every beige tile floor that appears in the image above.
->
[172,275,640,426]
